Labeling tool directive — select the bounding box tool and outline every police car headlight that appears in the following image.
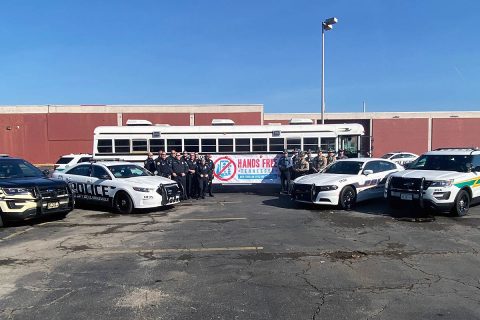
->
[429,180,453,188]
[132,187,155,192]
[317,185,339,191]
[1,187,34,196]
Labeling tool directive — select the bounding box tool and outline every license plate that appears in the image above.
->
[47,202,60,209]
[400,194,413,201]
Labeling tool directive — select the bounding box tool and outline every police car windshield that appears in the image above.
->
[56,157,73,164]
[107,165,153,178]
[408,154,472,172]
[324,161,364,175]
[0,159,43,179]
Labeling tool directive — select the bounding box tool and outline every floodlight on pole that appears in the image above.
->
[321,17,338,125]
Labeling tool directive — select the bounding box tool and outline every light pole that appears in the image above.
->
[321,17,338,124]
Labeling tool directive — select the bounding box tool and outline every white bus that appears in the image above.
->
[92,120,365,184]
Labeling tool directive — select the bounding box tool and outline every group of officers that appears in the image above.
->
[144,150,214,200]
[277,149,348,193]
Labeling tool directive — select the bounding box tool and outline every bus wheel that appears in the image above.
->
[339,186,356,210]
[452,190,470,217]
[114,192,134,214]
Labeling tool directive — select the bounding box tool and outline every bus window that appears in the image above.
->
[340,136,359,157]
[184,139,200,152]
[235,138,250,152]
[287,138,301,150]
[303,137,319,152]
[114,139,130,153]
[97,139,113,153]
[219,139,233,153]
[167,139,182,152]
[320,138,336,151]
[269,138,284,152]
[252,138,267,152]
[201,139,216,153]
[150,139,165,152]
[132,139,148,152]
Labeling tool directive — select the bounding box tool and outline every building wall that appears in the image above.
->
[194,112,262,125]
[432,118,480,150]
[1,106,480,164]
[372,119,429,157]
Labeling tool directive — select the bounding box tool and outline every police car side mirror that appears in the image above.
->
[100,174,111,180]
[43,169,50,177]
[363,169,373,176]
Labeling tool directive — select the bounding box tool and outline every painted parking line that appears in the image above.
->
[178,218,247,221]
[85,246,263,255]
[1,227,34,241]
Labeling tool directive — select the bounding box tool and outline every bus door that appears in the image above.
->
[339,136,359,158]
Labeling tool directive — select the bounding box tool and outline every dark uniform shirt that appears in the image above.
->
[155,158,173,177]
[144,157,156,173]
[205,159,214,179]
[196,163,210,177]
[172,158,189,175]
[186,159,197,173]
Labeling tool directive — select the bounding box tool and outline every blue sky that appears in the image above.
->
[0,0,479,113]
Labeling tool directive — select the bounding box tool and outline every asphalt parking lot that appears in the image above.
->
[1,187,480,320]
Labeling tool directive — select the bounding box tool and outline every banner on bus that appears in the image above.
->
[211,154,281,184]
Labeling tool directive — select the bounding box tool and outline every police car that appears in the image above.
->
[52,161,181,214]
[381,152,419,167]
[385,148,480,216]
[291,158,403,209]
[0,155,74,227]
[54,154,92,171]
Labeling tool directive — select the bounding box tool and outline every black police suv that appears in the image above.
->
[0,156,74,227]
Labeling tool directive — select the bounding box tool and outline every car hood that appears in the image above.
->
[294,173,355,185]
[0,177,67,188]
[119,176,177,187]
[391,170,464,180]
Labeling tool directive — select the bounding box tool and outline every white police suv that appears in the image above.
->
[385,148,480,216]
[291,158,403,209]
[53,161,181,214]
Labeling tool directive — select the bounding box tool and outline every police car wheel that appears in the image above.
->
[114,192,134,214]
[452,190,470,217]
[339,186,356,210]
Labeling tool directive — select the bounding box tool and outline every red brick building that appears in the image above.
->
[0,104,479,164]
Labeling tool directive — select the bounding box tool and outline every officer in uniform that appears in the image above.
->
[293,152,310,177]
[290,149,299,180]
[337,149,349,160]
[277,150,292,193]
[205,154,215,197]
[306,149,315,174]
[312,150,327,173]
[144,152,156,174]
[171,153,189,200]
[186,152,198,199]
[156,152,173,179]
[167,150,177,167]
[196,157,210,199]
[327,149,336,165]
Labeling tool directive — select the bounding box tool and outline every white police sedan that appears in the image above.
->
[291,158,403,209]
[52,161,181,214]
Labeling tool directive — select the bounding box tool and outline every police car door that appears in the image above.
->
[472,155,480,199]
[61,164,91,200]
[358,161,394,201]
[86,165,114,205]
